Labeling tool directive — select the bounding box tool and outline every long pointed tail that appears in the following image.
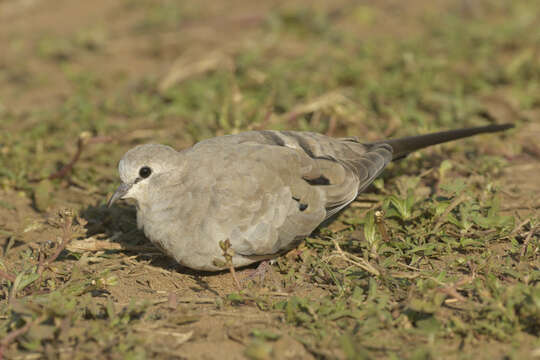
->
[369,124,514,160]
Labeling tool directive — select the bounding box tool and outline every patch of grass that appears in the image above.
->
[1,0,539,358]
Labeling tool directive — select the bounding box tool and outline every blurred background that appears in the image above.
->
[1,1,538,193]
[1,1,537,195]
[0,0,539,358]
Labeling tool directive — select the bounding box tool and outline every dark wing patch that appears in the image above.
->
[292,196,309,212]
[303,175,330,185]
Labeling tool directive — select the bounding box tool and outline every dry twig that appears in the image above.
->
[520,224,537,259]
[29,133,113,183]
[219,239,242,290]
[433,194,468,232]
[509,217,531,238]
[158,51,232,93]
[282,90,350,123]
[66,237,156,253]
[326,238,380,276]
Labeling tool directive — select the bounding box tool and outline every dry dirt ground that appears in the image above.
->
[0,0,539,359]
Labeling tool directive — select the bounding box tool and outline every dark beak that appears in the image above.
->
[107,182,133,208]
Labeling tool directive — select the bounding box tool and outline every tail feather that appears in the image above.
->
[369,124,514,160]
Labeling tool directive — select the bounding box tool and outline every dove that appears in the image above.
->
[108,123,512,277]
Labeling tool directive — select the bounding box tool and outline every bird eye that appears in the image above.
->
[139,166,152,178]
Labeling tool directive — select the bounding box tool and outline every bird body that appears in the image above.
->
[108,124,512,271]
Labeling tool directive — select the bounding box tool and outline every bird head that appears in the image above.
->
[107,144,179,207]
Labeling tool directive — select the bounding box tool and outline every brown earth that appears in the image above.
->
[0,0,539,359]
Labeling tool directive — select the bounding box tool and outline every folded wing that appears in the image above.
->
[191,130,393,256]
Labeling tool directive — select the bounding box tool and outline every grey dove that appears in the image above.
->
[108,124,512,272]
